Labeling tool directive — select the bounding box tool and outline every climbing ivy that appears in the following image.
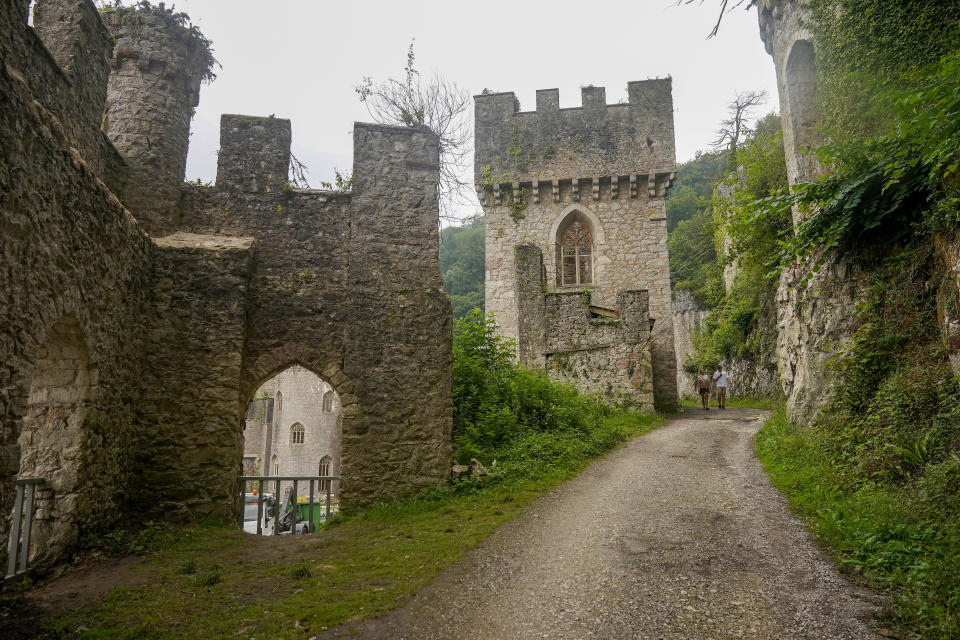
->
[807,0,960,142]
[750,40,960,271]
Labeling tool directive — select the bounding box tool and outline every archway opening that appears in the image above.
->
[785,40,821,157]
[241,365,342,534]
[15,316,91,565]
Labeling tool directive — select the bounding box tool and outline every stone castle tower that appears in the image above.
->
[476,81,679,409]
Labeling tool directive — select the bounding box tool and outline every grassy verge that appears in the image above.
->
[679,393,779,409]
[35,410,661,639]
[755,406,960,638]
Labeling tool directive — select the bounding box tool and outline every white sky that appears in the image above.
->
[175,0,778,220]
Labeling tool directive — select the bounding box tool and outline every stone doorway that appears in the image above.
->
[242,365,343,505]
[15,316,91,566]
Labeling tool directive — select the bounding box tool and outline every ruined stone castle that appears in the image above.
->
[1,0,452,571]
[476,83,679,409]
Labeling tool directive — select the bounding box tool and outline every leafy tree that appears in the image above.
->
[668,211,724,309]
[666,151,728,232]
[439,217,485,319]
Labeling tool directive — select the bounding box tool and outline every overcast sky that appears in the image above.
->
[174,0,778,221]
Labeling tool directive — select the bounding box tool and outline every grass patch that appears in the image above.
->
[679,393,779,409]
[756,405,960,638]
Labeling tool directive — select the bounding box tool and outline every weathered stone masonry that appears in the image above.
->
[476,83,678,408]
[1,0,452,571]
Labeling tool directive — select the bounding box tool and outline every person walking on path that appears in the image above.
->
[696,368,712,410]
[713,364,730,409]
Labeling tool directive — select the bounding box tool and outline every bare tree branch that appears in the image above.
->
[675,0,757,38]
[356,41,472,221]
[713,90,768,166]
[288,152,311,189]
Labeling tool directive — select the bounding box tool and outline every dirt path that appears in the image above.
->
[323,408,884,640]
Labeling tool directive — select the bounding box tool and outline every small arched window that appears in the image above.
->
[322,390,334,413]
[271,455,279,476]
[559,220,593,286]
[276,391,282,412]
[291,423,305,445]
[318,455,332,490]
[318,456,331,477]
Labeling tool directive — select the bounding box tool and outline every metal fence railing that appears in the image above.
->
[6,478,43,580]
[238,476,339,536]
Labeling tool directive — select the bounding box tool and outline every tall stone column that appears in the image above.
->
[102,6,213,235]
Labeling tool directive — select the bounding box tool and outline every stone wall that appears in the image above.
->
[1,0,453,571]
[672,291,709,397]
[515,245,655,410]
[179,118,453,508]
[1,0,154,571]
[758,0,852,420]
[477,83,678,408]
[136,233,252,522]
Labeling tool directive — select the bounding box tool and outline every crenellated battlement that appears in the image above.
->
[216,115,292,193]
[475,79,676,203]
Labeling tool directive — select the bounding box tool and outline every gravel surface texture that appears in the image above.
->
[322,408,884,639]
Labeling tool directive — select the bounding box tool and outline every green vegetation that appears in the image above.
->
[687,113,789,372]
[34,314,660,639]
[745,12,960,636]
[753,41,960,273]
[757,400,960,638]
[439,216,485,319]
[808,0,960,142]
[666,151,727,308]
[452,311,655,467]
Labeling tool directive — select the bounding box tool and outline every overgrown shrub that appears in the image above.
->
[451,311,655,473]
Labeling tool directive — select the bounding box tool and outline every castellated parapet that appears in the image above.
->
[1,0,452,572]
[476,82,678,408]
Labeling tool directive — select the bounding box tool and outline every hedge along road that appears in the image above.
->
[322,408,883,640]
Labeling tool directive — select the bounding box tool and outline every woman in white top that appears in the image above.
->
[696,368,712,410]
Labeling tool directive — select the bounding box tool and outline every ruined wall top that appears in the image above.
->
[757,0,812,58]
[102,3,215,107]
[475,80,676,191]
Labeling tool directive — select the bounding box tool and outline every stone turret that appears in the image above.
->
[102,4,214,234]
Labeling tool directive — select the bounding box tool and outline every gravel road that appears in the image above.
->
[323,408,884,639]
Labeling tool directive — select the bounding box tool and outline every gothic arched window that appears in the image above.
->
[275,391,282,412]
[559,220,593,286]
[322,390,334,413]
[272,455,279,476]
[318,455,333,490]
[318,456,331,477]
[291,423,305,445]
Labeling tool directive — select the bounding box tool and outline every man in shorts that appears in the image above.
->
[713,365,730,409]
